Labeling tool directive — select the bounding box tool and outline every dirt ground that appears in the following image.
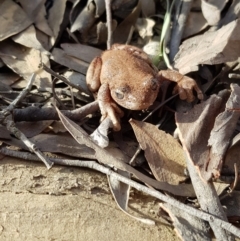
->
[0,156,178,241]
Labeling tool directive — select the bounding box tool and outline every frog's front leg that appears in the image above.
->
[86,57,102,92]
[98,83,124,131]
[159,70,203,102]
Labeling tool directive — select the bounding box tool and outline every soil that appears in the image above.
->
[0,156,178,241]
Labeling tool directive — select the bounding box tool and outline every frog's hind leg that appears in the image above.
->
[86,57,102,92]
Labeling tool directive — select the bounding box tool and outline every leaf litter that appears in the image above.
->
[0,0,240,240]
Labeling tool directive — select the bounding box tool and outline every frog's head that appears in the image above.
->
[110,77,160,110]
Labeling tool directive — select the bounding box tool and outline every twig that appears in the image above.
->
[229,73,240,79]
[70,86,76,110]
[169,0,193,62]
[66,28,80,43]
[1,147,240,238]
[90,117,113,148]
[105,0,113,49]
[5,121,53,169]
[231,163,239,192]
[129,146,141,165]
[52,77,66,108]
[13,101,99,122]
[0,73,53,169]
[41,63,86,92]
[183,152,234,240]
[220,163,239,201]
[0,73,36,122]
[142,93,178,122]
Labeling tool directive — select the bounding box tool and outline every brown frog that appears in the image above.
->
[86,44,203,131]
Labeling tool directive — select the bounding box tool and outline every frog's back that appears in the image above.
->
[100,49,156,85]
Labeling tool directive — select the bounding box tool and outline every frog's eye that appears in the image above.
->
[115,89,125,99]
[114,86,129,99]
[151,78,158,91]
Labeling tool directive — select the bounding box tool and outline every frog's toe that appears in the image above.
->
[99,102,123,131]
[111,102,124,118]
[173,76,203,102]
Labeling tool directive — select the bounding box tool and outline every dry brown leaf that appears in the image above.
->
[35,28,52,51]
[88,20,118,45]
[55,106,195,196]
[174,19,240,74]
[175,90,231,180]
[0,0,32,41]
[221,191,240,217]
[70,0,96,34]
[108,170,130,216]
[12,25,48,54]
[0,59,4,68]
[183,12,208,39]
[0,126,11,140]
[219,0,240,26]
[94,0,105,17]
[30,134,95,159]
[15,121,54,138]
[0,40,52,91]
[207,84,240,179]
[48,121,67,133]
[0,82,11,91]
[11,79,29,89]
[224,133,240,174]
[18,0,53,36]
[63,71,91,95]
[113,0,141,43]
[161,204,211,241]
[140,0,155,17]
[108,170,155,225]
[61,43,102,63]
[48,0,68,45]
[201,0,228,25]
[129,119,186,185]
[213,182,230,196]
[51,48,89,74]
[0,133,95,159]
[0,72,20,86]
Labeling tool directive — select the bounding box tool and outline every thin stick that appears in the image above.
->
[0,73,36,121]
[0,73,53,169]
[13,101,99,122]
[1,147,240,238]
[105,0,113,49]
[41,63,86,92]
[6,121,53,169]
[129,146,141,165]
[231,163,239,192]
[142,94,178,122]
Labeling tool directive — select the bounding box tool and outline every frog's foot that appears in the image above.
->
[99,101,124,131]
[173,75,204,102]
[98,83,124,131]
[159,70,203,102]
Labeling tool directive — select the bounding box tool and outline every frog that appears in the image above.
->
[86,44,203,131]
